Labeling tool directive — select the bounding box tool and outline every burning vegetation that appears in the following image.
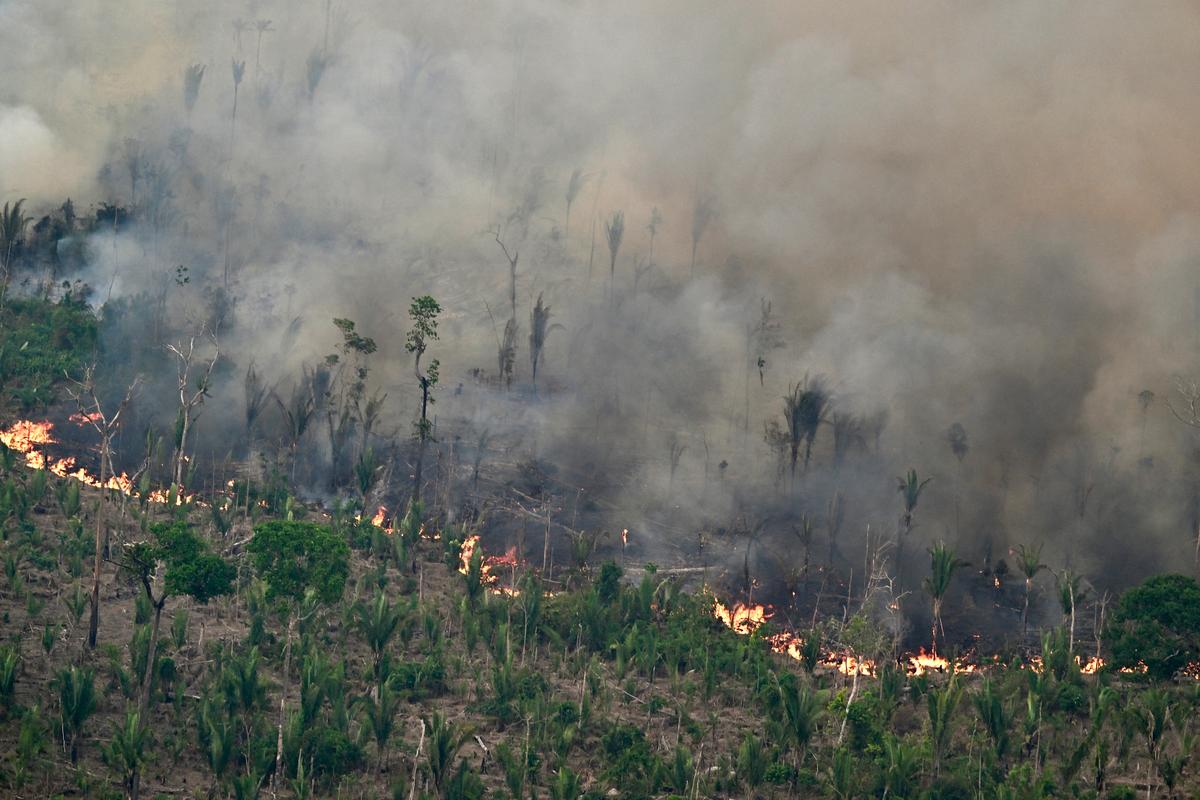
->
[5,2,1200,797]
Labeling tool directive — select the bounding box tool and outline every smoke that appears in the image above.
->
[8,0,1200,642]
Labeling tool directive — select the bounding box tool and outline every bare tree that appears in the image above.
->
[167,331,220,488]
[66,366,140,649]
[253,19,274,77]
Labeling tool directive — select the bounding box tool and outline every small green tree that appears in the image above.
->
[923,542,967,654]
[406,295,441,505]
[777,672,822,766]
[926,674,963,779]
[55,665,96,764]
[247,520,349,790]
[120,521,235,719]
[359,680,401,774]
[426,711,471,798]
[972,677,1012,763]
[1107,573,1200,680]
[104,709,151,800]
[354,589,403,687]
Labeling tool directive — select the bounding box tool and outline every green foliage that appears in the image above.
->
[0,644,18,715]
[1107,573,1200,680]
[0,296,98,411]
[247,520,349,606]
[297,724,364,786]
[777,672,822,757]
[354,589,405,684]
[103,710,150,798]
[927,675,963,778]
[55,665,96,764]
[425,711,471,796]
[122,521,235,610]
[973,678,1012,761]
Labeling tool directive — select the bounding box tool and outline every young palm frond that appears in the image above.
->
[778,673,823,762]
[56,666,96,764]
[897,468,932,525]
[425,711,472,795]
[926,675,963,779]
[923,542,967,653]
[103,710,150,800]
[355,590,403,685]
[894,468,932,585]
[972,678,1012,762]
[359,681,401,772]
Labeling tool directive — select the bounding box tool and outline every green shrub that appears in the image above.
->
[1107,574,1200,680]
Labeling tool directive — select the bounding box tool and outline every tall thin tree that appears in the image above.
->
[67,366,139,649]
[406,296,441,505]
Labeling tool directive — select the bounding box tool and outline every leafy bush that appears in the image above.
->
[1107,574,1200,680]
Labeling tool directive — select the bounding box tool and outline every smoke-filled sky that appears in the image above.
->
[7,0,1200,610]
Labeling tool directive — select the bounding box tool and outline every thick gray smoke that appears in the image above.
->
[7,0,1200,643]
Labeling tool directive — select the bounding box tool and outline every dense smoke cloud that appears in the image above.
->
[7,0,1200,642]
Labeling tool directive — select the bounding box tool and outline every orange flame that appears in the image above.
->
[459,534,521,596]
[712,595,982,677]
[1,419,183,502]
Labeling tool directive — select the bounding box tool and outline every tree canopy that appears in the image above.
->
[122,521,234,604]
[1107,573,1200,680]
[247,520,349,606]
